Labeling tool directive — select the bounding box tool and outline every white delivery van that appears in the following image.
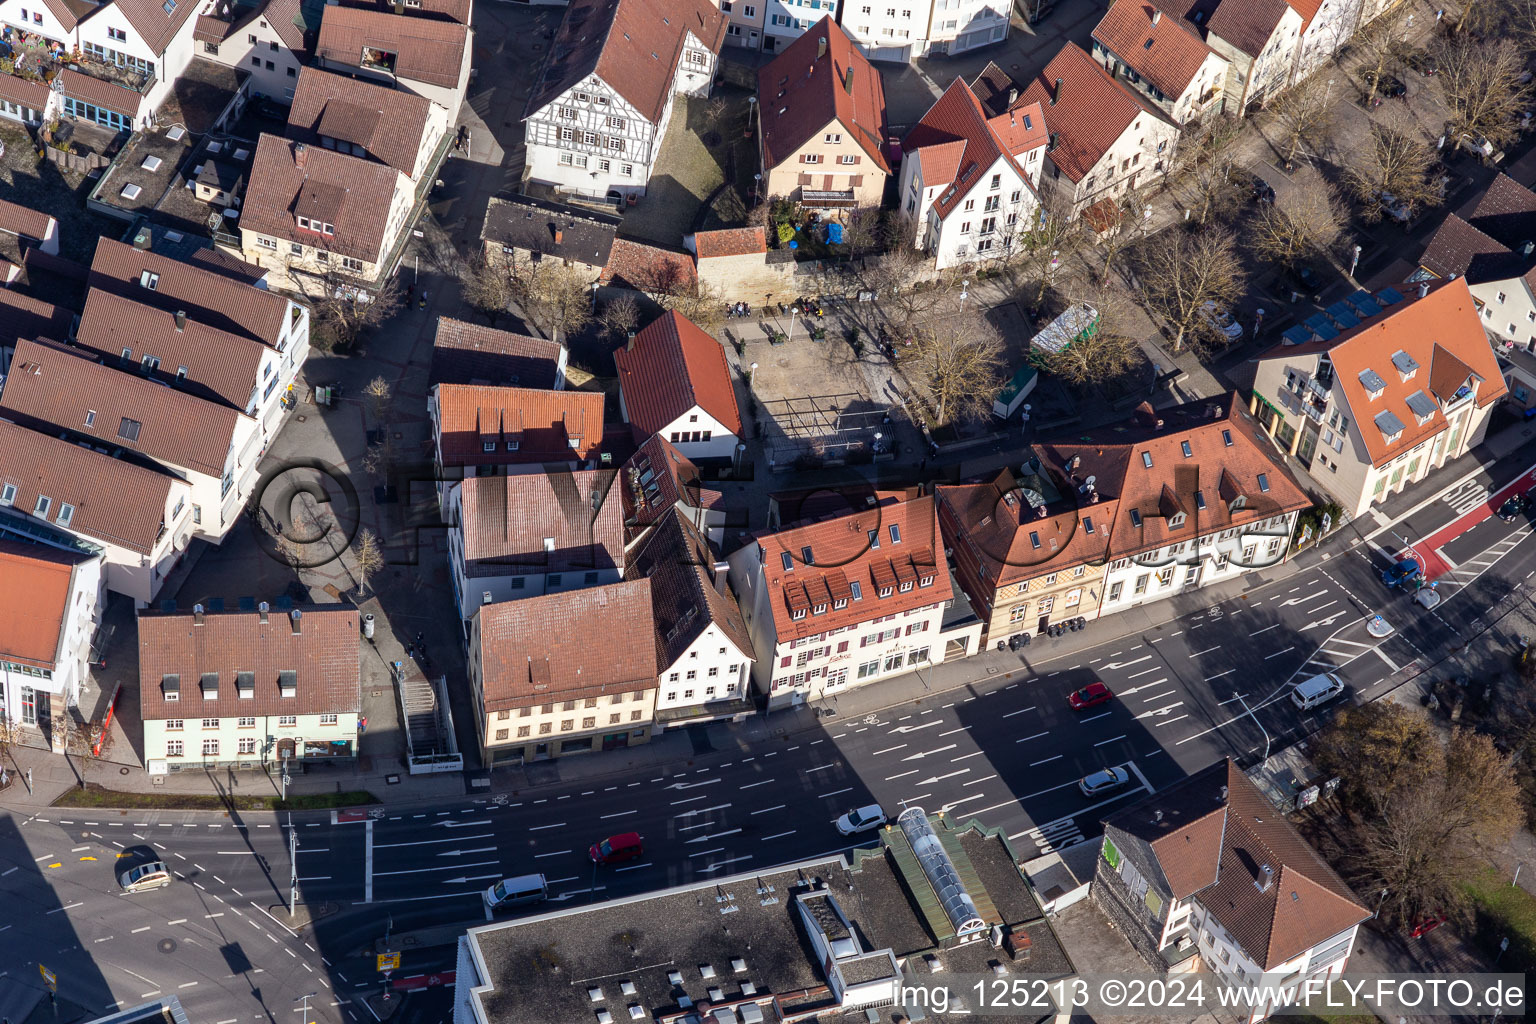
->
[1290,672,1346,711]
[484,873,548,910]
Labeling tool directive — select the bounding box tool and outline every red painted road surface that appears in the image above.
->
[1397,464,1536,580]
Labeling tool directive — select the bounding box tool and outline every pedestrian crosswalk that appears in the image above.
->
[1018,817,1086,854]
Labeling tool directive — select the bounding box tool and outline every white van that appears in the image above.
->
[483,873,548,910]
[1290,672,1346,710]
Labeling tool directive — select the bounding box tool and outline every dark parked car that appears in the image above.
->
[1252,178,1276,204]
[1363,70,1408,100]
[1497,493,1529,522]
[1403,49,1439,75]
[1284,263,1321,297]
[1381,559,1423,589]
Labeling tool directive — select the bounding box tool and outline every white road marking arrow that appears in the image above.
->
[432,820,490,829]
[889,720,942,735]
[1299,611,1349,631]
[1280,590,1328,607]
[437,847,498,857]
[900,744,957,761]
[663,778,722,791]
[916,770,971,786]
[442,874,502,884]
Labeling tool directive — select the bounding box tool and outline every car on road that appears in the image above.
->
[1380,558,1423,589]
[1078,766,1131,797]
[1290,671,1346,711]
[484,873,548,910]
[1199,301,1244,341]
[1497,493,1529,522]
[119,861,171,893]
[1068,682,1114,710]
[589,832,644,865]
[835,804,888,836]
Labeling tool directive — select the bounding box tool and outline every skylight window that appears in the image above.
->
[780,551,794,572]
[1141,452,1153,468]
[1258,474,1270,492]
[867,529,879,549]
[850,581,863,601]
[118,418,142,442]
[1129,509,1143,527]
[888,524,902,544]
[1222,429,1233,447]
[1181,441,1192,457]
[1083,516,1094,535]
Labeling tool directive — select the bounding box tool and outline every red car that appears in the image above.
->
[589,832,644,865]
[1410,914,1447,938]
[1068,682,1114,710]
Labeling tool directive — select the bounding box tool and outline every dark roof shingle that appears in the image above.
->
[626,506,753,670]
[430,318,565,388]
[242,133,405,263]
[455,469,624,577]
[287,65,434,178]
[316,4,469,89]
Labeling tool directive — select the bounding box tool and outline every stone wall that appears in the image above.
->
[1091,855,1172,971]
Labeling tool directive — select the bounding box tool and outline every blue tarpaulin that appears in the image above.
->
[827,222,844,244]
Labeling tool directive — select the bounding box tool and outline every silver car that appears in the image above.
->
[1079,767,1131,797]
[835,804,887,836]
[119,861,171,893]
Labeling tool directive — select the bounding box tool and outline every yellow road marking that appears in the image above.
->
[80,856,97,861]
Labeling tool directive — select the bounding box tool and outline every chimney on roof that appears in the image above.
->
[1220,784,1229,801]
[817,35,827,59]
[713,559,730,597]
[553,226,564,245]
[132,227,152,251]
[1255,864,1274,893]
[1007,85,1018,105]
[294,143,308,169]
[259,601,270,624]
[1524,240,1535,256]
[290,608,302,635]
[1153,809,1163,822]
[194,603,205,626]
[844,66,854,94]
[1417,281,1430,299]
[1051,77,1062,105]
[626,331,636,351]
[1047,132,1058,152]
[174,310,187,332]
[1151,7,1162,24]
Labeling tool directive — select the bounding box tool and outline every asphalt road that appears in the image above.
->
[4,469,1535,1024]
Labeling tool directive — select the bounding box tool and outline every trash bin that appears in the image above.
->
[363,614,375,639]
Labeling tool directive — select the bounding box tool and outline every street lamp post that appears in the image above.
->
[288,812,299,919]
[1349,244,1362,280]
[295,993,317,1024]
[1233,692,1272,769]
[1373,887,1389,919]
[959,279,971,314]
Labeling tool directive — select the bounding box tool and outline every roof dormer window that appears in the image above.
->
[834,598,848,609]
[791,608,806,620]
[879,585,893,597]
[812,603,827,615]
[1391,349,1419,382]
[899,581,913,592]
[1230,495,1247,510]
[1169,512,1186,528]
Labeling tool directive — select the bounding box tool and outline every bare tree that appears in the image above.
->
[1352,5,1411,109]
[1346,119,1441,222]
[361,434,400,483]
[1133,229,1246,351]
[62,714,98,790]
[310,274,404,352]
[462,252,517,327]
[841,207,890,258]
[415,216,462,278]
[363,376,392,422]
[0,715,22,762]
[1083,212,1135,283]
[906,312,1005,425]
[862,247,948,338]
[352,528,385,597]
[1268,76,1337,168]
[1028,285,1142,387]
[1248,169,1346,269]
[1169,118,1246,226]
[519,263,594,340]
[659,281,726,333]
[1007,213,1079,308]
[1435,35,1532,153]
[599,292,641,340]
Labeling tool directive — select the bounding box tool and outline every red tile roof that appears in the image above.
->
[90,236,293,344]
[0,540,86,671]
[0,72,51,113]
[115,0,203,53]
[751,493,952,644]
[475,580,657,711]
[0,418,179,555]
[74,288,269,410]
[526,0,726,127]
[336,0,472,24]
[693,226,767,260]
[455,469,624,577]
[0,288,74,346]
[0,197,56,243]
[1,338,249,478]
[616,310,741,439]
[1015,42,1173,183]
[1032,393,1310,561]
[40,0,96,33]
[316,4,469,89]
[137,606,361,720]
[986,100,1049,157]
[242,133,405,263]
[1262,279,1505,467]
[1107,760,1369,969]
[758,17,890,175]
[58,69,141,117]
[434,383,606,466]
[903,78,1038,220]
[600,238,697,292]
[430,318,565,388]
[620,434,724,537]
[626,506,753,670]
[262,0,314,55]
[1092,0,1220,101]
[1197,0,1292,58]
[287,65,434,178]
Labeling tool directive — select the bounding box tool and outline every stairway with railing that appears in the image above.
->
[393,666,462,774]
